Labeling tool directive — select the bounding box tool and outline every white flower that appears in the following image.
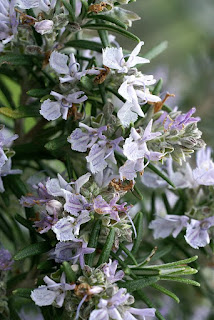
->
[117,101,143,128]
[103,42,149,73]
[118,75,160,105]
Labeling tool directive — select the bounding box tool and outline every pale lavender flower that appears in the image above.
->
[49,51,102,84]
[89,288,155,320]
[31,272,75,307]
[20,182,53,207]
[15,0,39,9]
[94,164,119,188]
[69,172,91,194]
[149,214,189,239]
[0,0,18,46]
[93,194,130,222]
[45,174,72,197]
[34,20,53,35]
[102,259,124,283]
[0,248,14,271]
[184,217,214,249]
[86,137,123,174]
[155,107,200,131]
[192,147,214,186]
[0,159,22,192]
[103,42,149,74]
[68,123,107,152]
[120,120,163,180]
[51,239,95,268]
[64,192,91,216]
[34,210,58,234]
[40,91,87,121]
[52,212,90,241]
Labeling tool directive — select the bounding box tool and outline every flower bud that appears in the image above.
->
[34,20,54,35]
[46,200,62,215]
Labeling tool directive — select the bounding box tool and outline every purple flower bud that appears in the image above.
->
[0,248,14,271]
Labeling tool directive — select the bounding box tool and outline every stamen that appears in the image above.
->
[75,295,87,320]
[126,213,137,238]
[69,62,80,75]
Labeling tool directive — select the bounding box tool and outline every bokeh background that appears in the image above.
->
[124,0,214,146]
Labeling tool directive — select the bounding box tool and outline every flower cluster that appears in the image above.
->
[31,260,155,320]
[21,172,134,267]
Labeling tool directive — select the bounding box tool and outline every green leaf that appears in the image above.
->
[120,242,138,265]
[132,269,160,276]
[27,88,51,98]
[151,283,180,303]
[44,135,68,151]
[118,276,159,292]
[88,14,127,29]
[0,54,34,67]
[14,241,51,261]
[62,261,76,282]
[98,26,110,48]
[12,288,32,299]
[143,41,168,60]
[85,219,102,267]
[82,23,140,42]
[65,40,103,52]
[0,77,16,109]
[147,162,176,188]
[37,260,54,271]
[144,256,198,269]
[0,105,40,119]
[97,228,115,265]
[152,78,163,95]
[160,276,200,287]
[131,212,144,256]
[61,0,75,21]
